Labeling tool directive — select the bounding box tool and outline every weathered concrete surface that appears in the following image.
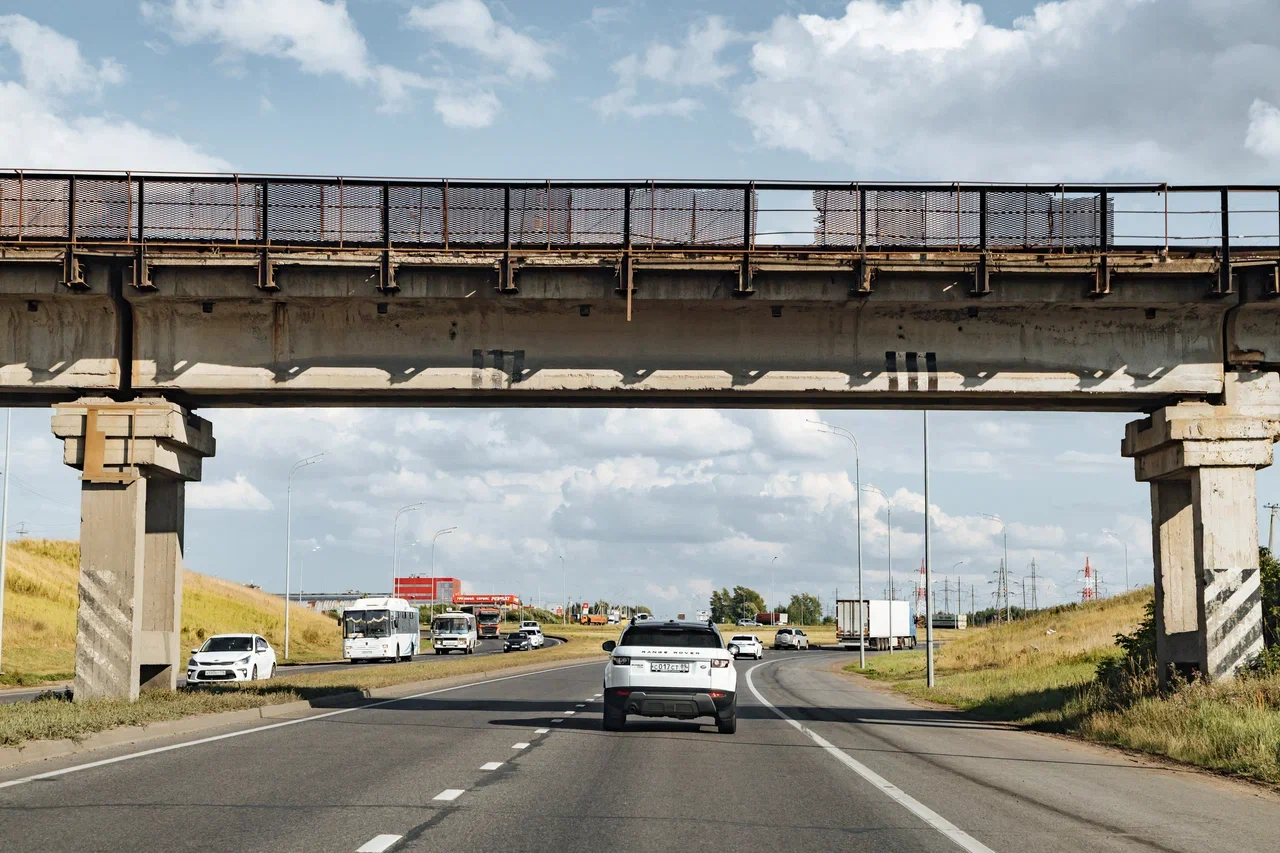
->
[0,248,1274,409]
[51,399,214,701]
[1123,399,1280,681]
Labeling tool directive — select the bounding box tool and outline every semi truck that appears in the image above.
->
[836,599,916,650]
[458,605,503,639]
[755,612,789,626]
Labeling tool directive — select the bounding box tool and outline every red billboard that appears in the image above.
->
[453,594,521,606]
[393,576,461,603]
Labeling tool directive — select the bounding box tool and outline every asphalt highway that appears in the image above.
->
[2,650,1278,852]
[0,635,562,705]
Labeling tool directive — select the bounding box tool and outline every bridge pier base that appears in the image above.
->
[51,400,215,702]
[1123,393,1279,683]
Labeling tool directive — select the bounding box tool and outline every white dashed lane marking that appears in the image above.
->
[575,704,585,708]
[593,693,602,697]
[357,834,402,852]
[551,718,564,723]
[433,789,465,802]
[535,728,550,734]
[480,762,503,771]
[512,742,530,749]
[562,710,576,715]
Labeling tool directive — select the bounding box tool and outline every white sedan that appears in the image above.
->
[727,634,764,660]
[519,621,546,647]
[187,634,277,684]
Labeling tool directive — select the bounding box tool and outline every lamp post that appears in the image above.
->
[1103,529,1129,591]
[559,555,565,625]
[923,411,934,686]
[429,526,457,618]
[392,502,427,598]
[0,409,11,671]
[862,484,893,653]
[981,513,1009,623]
[771,555,778,623]
[298,544,320,605]
[284,452,324,660]
[810,419,865,669]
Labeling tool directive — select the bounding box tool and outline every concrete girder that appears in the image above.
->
[51,399,214,701]
[1122,395,1280,682]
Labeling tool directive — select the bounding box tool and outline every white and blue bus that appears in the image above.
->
[431,611,478,655]
[343,597,421,663]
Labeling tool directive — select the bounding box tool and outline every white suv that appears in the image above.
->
[773,627,810,650]
[602,620,737,734]
[519,621,545,647]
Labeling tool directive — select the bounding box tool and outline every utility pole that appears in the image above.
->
[1027,558,1039,610]
[1265,503,1278,553]
[923,410,934,687]
[284,452,324,660]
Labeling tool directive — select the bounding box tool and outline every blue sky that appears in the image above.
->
[2,0,1279,614]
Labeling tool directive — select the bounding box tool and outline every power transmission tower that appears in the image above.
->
[1265,503,1278,553]
[993,558,1011,621]
[1027,558,1039,610]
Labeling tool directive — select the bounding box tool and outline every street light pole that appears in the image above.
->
[810,420,865,668]
[1103,529,1129,591]
[0,409,11,671]
[284,452,324,660]
[429,526,457,618]
[392,502,427,598]
[559,555,565,625]
[924,411,935,686]
[863,484,892,653]
[298,545,320,604]
[771,555,778,623]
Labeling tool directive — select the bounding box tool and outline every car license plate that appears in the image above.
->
[650,662,690,673]
[203,670,226,676]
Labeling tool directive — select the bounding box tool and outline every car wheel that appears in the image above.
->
[603,705,626,732]
[716,706,737,735]
[268,663,275,679]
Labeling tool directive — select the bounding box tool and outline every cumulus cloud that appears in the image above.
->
[0,14,225,169]
[188,474,274,510]
[1245,99,1280,159]
[596,16,738,119]
[739,0,1280,179]
[407,0,554,81]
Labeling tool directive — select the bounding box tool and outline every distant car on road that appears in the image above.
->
[187,634,276,684]
[631,613,652,623]
[601,619,737,734]
[736,617,759,627]
[519,621,545,647]
[773,627,810,650]
[504,631,534,652]
[727,634,763,660]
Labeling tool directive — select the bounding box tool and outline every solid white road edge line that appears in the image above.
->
[356,834,403,852]
[0,661,604,791]
[744,661,995,853]
[433,789,465,801]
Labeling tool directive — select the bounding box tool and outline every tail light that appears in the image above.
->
[711,658,730,668]
[611,655,631,665]
[710,691,727,699]
[615,689,631,697]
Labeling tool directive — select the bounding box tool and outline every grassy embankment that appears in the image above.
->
[2,539,342,685]
[851,589,1280,785]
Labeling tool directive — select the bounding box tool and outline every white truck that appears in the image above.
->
[836,599,916,651]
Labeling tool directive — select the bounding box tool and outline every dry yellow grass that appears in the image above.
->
[2,539,342,682]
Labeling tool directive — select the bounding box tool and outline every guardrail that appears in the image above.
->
[3,170,1280,256]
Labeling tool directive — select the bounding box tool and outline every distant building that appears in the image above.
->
[393,576,462,605]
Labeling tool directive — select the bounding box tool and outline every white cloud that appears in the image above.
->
[646,583,681,601]
[739,0,1280,179]
[406,0,554,80]
[596,16,738,119]
[1245,99,1280,159]
[150,0,456,118]
[433,89,501,128]
[0,14,125,96]
[0,16,226,170]
[188,474,274,510]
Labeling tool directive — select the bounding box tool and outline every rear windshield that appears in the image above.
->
[730,635,755,642]
[621,626,722,649]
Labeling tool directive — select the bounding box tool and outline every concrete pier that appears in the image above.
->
[52,400,214,701]
[1123,387,1280,682]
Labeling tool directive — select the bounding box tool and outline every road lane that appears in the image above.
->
[0,636,563,704]
[3,650,1279,852]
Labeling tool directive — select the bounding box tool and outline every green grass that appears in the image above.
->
[847,590,1280,784]
[2,539,344,682]
[0,639,604,748]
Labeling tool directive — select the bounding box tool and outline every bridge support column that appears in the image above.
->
[52,399,215,701]
[1122,395,1279,683]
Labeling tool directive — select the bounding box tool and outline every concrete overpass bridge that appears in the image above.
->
[2,170,1278,699]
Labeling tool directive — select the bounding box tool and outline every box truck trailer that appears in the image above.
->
[836,599,916,650]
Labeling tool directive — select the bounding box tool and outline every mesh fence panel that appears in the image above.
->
[76,179,136,240]
[389,185,444,244]
[443,186,505,244]
[0,177,70,238]
[266,182,383,244]
[630,187,747,246]
[142,180,261,242]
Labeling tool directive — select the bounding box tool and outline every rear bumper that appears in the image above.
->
[604,686,735,720]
